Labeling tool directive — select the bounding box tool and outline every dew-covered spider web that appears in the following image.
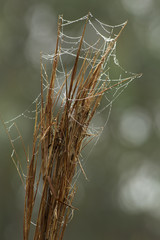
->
[4,13,140,195]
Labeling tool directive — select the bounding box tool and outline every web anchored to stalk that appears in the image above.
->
[4,13,141,240]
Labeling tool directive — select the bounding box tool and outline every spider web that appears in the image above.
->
[4,13,140,188]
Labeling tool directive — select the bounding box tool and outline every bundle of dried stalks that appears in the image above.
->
[21,15,132,240]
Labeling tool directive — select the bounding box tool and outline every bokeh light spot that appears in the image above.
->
[121,0,154,16]
[119,107,151,146]
[119,162,160,217]
[147,16,160,57]
[24,4,57,67]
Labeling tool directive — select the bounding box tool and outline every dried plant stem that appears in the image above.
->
[14,14,132,240]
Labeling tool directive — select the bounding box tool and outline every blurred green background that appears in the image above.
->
[1,0,160,239]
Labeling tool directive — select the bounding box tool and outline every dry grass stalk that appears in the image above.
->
[12,15,134,240]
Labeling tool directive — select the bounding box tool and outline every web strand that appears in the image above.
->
[4,13,139,189]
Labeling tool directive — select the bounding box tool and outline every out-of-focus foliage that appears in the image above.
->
[1,0,160,239]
